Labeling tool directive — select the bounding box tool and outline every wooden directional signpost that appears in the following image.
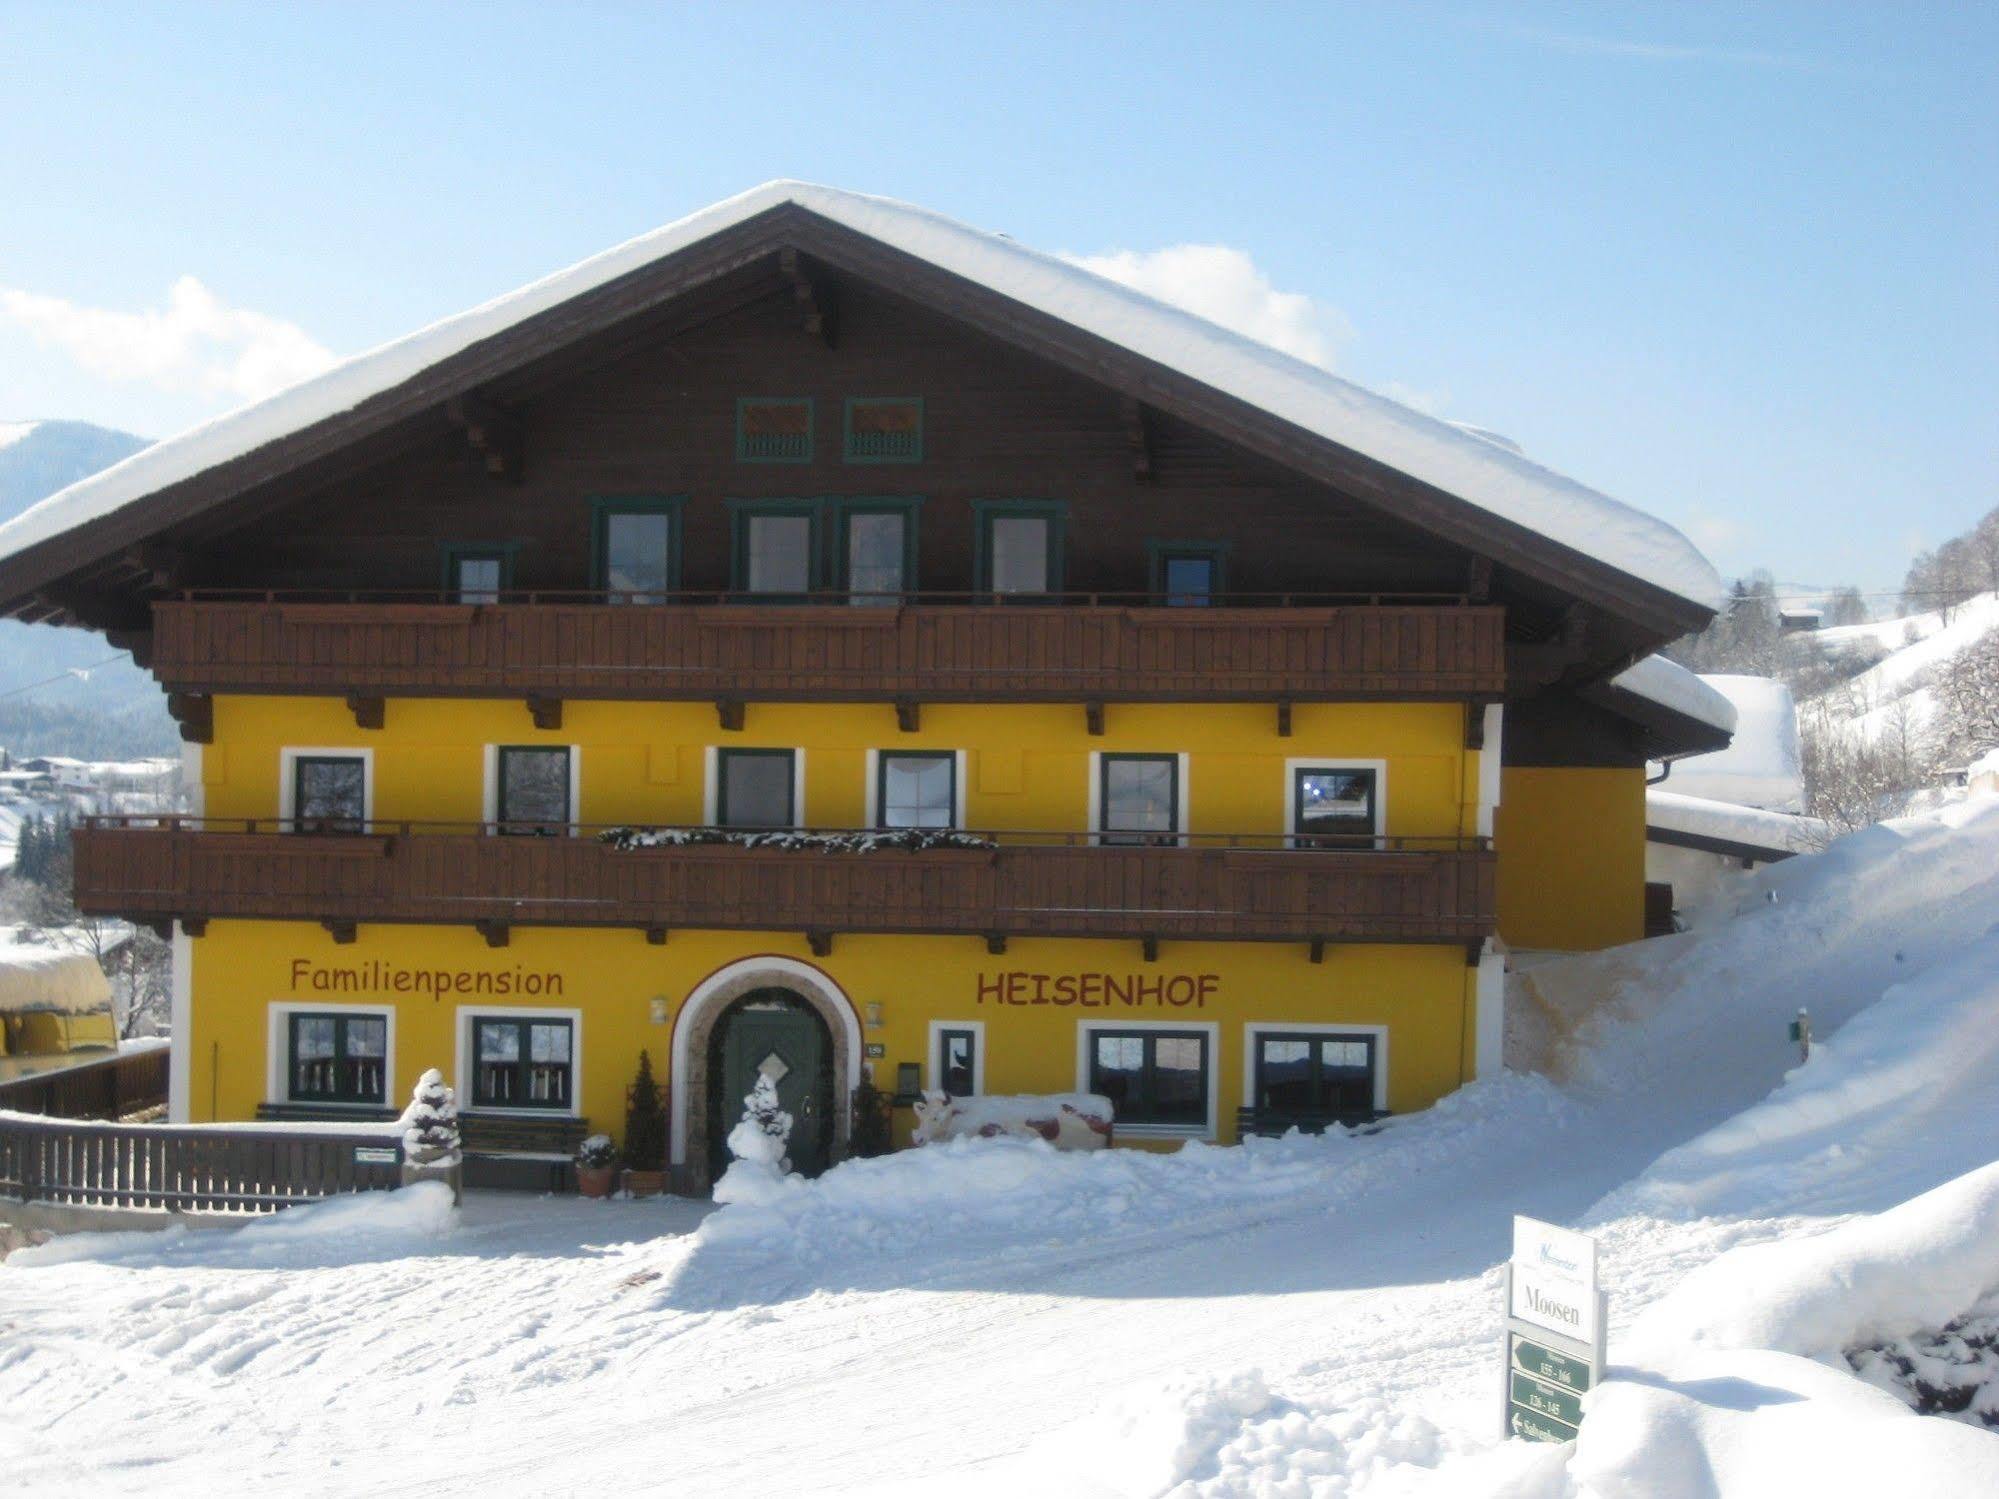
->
[1503,1216,1607,1444]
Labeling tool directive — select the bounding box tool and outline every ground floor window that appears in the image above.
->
[1086,1027,1209,1128]
[935,1024,978,1098]
[1252,1031,1378,1118]
[471,1015,574,1109]
[287,1010,388,1105]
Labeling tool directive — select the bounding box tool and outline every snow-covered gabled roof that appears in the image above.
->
[1646,789,1825,860]
[1607,655,1739,736]
[0,182,1723,618]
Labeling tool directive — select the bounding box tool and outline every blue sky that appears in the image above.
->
[2,1,1992,603]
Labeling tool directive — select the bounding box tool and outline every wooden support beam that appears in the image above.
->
[894,697,920,733]
[1309,938,1327,965]
[443,393,524,482]
[346,693,386,731]
[181,917,208,939]
[1467,556,1494,603]
[1141,935,1160,963]
[476,919,510,949]
[1085,700,1106,736]
[166,692,213,745]
[147,919,174,943]
[121,544,185,592]
[644,926,669,946]
[778,247,837,347]
[526,695,562,731]
[716,698,745,732]
[985,932,1008,956]
[323,919,358,945]
[807,929,834,958]
[1121,397,1154,482]
[1464,702,1486,751]
[1276,699,1293,738]
[1465,939,1485,968]
[105,627,154,669]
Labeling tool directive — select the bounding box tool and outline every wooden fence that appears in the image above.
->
[0,1113,402,1212]
[0,1046,170,1120]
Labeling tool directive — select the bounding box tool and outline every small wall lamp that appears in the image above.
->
[649,996,670,1026]
[864,1000,885,1030]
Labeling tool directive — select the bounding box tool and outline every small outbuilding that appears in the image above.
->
[0,931,117,1068]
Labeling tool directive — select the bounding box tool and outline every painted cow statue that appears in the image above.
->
[910,1091,1114,1150]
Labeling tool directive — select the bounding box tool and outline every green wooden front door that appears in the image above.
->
[713,991,831,1183]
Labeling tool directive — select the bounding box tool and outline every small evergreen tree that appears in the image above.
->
[624,1049,666,1170]
[401,1068,462,1167]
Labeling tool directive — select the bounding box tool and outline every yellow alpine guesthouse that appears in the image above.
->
[0,183,1734,1193]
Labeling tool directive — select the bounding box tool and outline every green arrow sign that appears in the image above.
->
[1509,1406,1580,1444]
[1510,1369,1585,1427]
[1511,1335,1592,1392]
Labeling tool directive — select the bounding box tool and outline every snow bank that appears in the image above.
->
[1606,656,1737,733]
[1663,675,1802,810]
[0,182,1722,612]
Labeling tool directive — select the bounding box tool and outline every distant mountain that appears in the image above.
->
[0,420,177,759]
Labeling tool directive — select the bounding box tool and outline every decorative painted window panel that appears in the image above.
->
[736,398,813,463]
[844,397,923,463]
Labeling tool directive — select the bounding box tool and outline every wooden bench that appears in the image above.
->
[1235,1106,1390,1140]
[460,1111,591,1193]
[256,1102,399,1124]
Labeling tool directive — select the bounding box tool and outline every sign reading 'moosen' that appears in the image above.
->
[1502,1216,1607,1444]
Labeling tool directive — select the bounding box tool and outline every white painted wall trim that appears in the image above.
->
[264,1000,397,1108]
[925,1017,987,1095]
[1474,939,1506,1080]
[1283,757,1389,845]
[1476,703,1504,839]
[1240,1020,1390,1113]
[1074,1017,1220,1141]
[668,955,862,1167]
[452,1004,585,1118]
[169,925,193,1122]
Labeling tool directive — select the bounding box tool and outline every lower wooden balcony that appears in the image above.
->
[72,819,1497,952]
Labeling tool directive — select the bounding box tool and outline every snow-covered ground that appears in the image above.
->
[7,804,1999,1496]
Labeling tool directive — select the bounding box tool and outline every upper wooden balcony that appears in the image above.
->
[72,818,1497,953]
[140,592,1506,727]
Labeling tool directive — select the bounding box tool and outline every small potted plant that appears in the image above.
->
[575,1133,618,1198]
[622,1050,667,1198]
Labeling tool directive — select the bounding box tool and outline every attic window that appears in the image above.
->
[844,397,923,464]
[736,397,813,463]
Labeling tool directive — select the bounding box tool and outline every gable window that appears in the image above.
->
[731,502,818,598]
[878,751,955,829]
[716,748,797,829]
[837,500,918,605]
[1291,765,1380,847]
[1099,753,1179,846]
[495,746,572,834]
[290,754,366,833]
[441,545,513,604]
[288,1011,388,1105]
[593,499,681,604]
[974,502,1065,596]
[936,1026,978,1099]
[1253,1032,1378,1120]
[844,397,923,464]
[736,397,813,464]
[1149,543,1228,607]
[471,1016,573,1109]
[1087,1028,1208,1128]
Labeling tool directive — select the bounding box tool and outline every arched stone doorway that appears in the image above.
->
[669,956,861,1195]
[705,990,833,1186]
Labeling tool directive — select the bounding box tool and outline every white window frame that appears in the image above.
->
[704,745,807,827]
[266,1000,396,1110]
[1241,1021,1390,1115]
[865,747,968,829]
[454,1004,585,1119]
[1076,1017,1219,1141]
[1087,750,1191,847]
[278,746,375,828]
[926,1018,987,1096]
[1284,757,1388,847]
[482,743,583,831]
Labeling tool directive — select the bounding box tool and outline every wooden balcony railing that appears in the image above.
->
[144,593,1506,706]
[73,818,1497,949]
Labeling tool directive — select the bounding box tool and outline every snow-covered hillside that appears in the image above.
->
[7,803,1999,1496]
[1803,591,1999,752]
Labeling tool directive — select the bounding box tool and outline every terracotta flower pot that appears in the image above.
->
[577,1164,617,1198]
[623,1168,665,1199]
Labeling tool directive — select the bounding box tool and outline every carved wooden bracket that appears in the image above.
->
[894,697,920,733]
[644,926,669,946]
[323,919,358,945]
[1276,699,1293,738]
[166,692,213,745]
[476,919,510,949]
[1085,700,1106,736]
[807,929,834,957]
[444,394,524,482]
[1309,938,1327,965]
[526,695,563,731]
[346,693,386,731]
[716,698,745,732]
[181,917,208,939]
[1467,556,1494,603]
[106,627,154,669]
[1141,935,1160,964]
[1464,702,1486,751]
[985,932,1008,955]
[779,248,837,347]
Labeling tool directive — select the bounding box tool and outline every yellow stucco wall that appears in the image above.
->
[1494,765,1645,951]
[180,693,1497,1148]
[183,919,1478,1149]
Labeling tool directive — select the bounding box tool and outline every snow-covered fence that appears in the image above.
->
[0,1111,402,1213]
[0,1045,169,1120]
